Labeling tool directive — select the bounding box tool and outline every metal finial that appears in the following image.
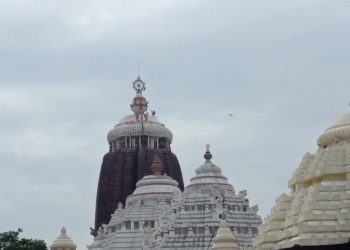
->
[132,76,146,94]
[204,144,212,162]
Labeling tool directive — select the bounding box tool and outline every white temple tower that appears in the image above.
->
[50,227,77,250]
[254,112,350,250]
[145,145,262,249]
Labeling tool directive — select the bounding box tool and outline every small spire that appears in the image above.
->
[117,202,123,210]
[150,150,164,175]
[204,144,212,162]
[61,227,67,235]
[210,220,240,250]
[51,227,77,250]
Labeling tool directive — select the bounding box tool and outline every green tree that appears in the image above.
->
[0,228,47,250]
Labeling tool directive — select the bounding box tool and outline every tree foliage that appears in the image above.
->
[0,228,47,250]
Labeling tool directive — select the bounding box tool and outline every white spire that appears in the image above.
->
[50,227,77,250]
[195,144,223,175]
[210,220,240,250]
[188,144,231,187]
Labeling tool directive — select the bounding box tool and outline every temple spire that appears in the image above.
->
[204,144,213,162]
[150,150,164,175]
[210,220,240,250]
[130,76,148,119]
[50,227,77,250]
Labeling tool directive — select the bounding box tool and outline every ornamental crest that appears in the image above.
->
[132,76,146,93]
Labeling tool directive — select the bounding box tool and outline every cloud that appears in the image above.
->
[0,0,350,248]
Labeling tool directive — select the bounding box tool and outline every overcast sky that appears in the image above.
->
[1,0,350,248]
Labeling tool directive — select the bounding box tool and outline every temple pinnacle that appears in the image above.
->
[150,150,164,175]
[132,76,146,94]
[204,144,213,162]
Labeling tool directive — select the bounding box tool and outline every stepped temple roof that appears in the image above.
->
[254,112,350,250]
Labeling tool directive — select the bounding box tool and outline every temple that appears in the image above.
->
[94,76,184,232]
[254,112,350,250]
[89,144,262,249]
[145,145,262,249]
